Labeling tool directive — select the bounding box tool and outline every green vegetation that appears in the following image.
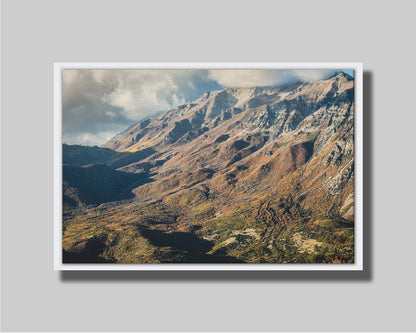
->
[63,182,354,263]
[62,75,355,264]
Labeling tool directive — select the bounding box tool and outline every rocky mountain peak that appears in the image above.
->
[63,72,356,264]
[104,74,353,153]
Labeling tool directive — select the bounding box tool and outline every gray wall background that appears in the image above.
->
[2,0,416,331]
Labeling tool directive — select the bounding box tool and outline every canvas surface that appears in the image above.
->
[59,66,360,267]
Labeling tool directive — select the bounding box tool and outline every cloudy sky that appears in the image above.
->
[63,68,353,146]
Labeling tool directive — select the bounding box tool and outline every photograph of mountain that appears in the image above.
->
[59,66,358,265]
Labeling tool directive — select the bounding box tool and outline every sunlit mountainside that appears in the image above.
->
[62,72,355,264]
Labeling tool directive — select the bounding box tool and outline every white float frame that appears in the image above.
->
[54,62,363,271]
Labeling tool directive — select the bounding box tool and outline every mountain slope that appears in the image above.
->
[63,144,129,167]
[63,164,146,207]
[63,73,355,264]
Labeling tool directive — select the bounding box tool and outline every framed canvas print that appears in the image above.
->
[54,63,363,271]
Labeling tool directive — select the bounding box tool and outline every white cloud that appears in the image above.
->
[293,69,336,83]
[208,69,290,87]
[208,69,336,87]
[62,68,339,146]
[63,130,122,146]
[94,70,187,120]
[105,111,117,119]
[62,69,221,145]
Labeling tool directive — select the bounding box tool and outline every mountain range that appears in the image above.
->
[62,72,355,264]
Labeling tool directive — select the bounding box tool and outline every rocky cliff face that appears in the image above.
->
[103,73,354,211]
[63,73,356,264]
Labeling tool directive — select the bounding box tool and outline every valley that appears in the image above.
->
[62,72,355,264]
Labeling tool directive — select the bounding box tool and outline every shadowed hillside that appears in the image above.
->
[63,164,149,207]
[63,144,130,167]
[62,73,355,264]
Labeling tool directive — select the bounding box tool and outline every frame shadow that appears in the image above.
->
[61,71,373,282]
